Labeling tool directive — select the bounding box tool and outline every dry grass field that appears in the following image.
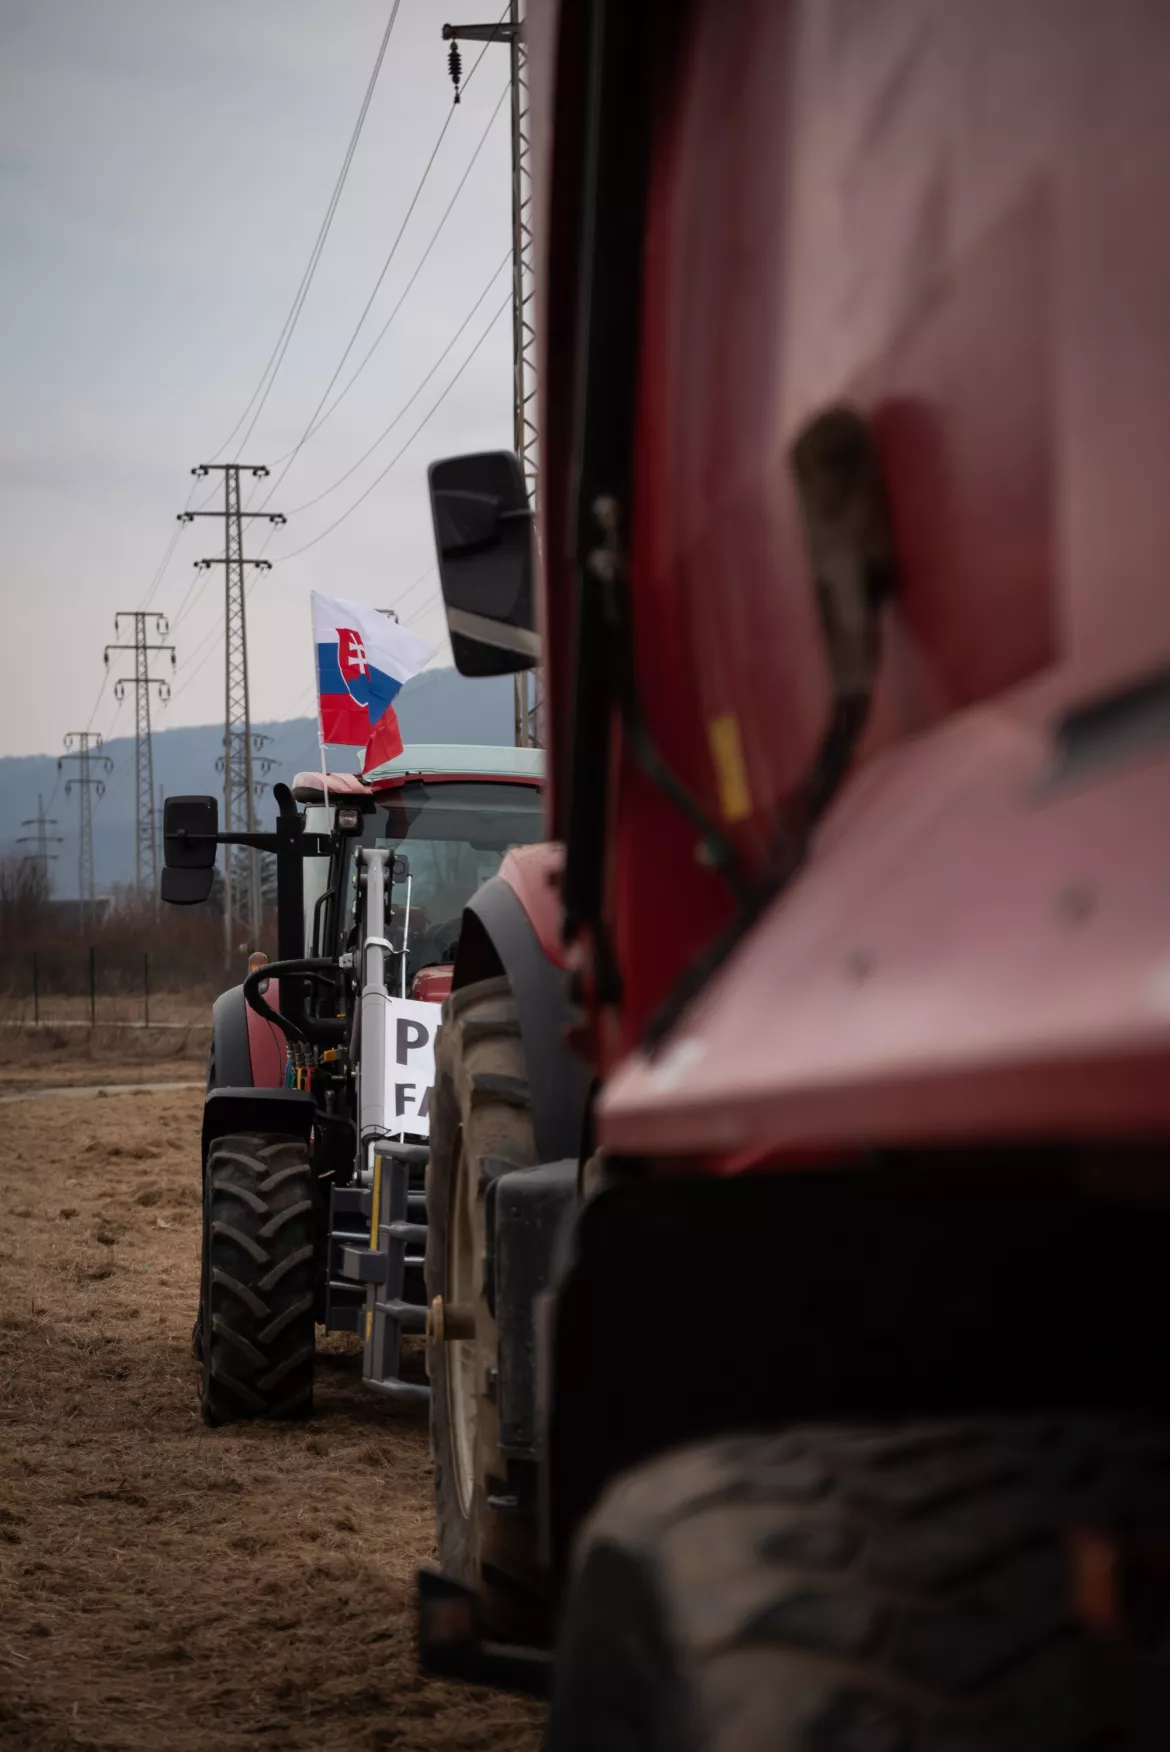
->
[0,1032,542,1751]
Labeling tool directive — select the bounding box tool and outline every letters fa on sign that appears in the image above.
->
[385,997,438,1136]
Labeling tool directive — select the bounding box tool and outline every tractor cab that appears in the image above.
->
[293,743,544,1006]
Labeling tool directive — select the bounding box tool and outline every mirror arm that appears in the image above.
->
[169,829,331,855]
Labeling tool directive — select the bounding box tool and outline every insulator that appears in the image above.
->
[448,40,462,103]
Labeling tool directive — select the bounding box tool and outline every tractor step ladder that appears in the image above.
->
[338,1140,431,1404]
[325,1184,370,1333]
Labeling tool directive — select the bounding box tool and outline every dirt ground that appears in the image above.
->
[0,1025,211,1091]
[0,1033,543,1752]
[0,995,212,1030]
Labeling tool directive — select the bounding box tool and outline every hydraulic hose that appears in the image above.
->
[242,957,347,1047]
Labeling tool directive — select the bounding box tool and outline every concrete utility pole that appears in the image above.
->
[179,465,285,967]
[59,732,113,924]
[103,611,175,902]
[17,794,62,890]
[444,0,540,748]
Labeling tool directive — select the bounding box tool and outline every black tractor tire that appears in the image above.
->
[425,975,541,1637]
[191,1039,220,1361]
[545,1420,1170,1751]
[200,1131,317,1427]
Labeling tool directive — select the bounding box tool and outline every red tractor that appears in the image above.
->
[160,744,549,1425]
[417,2,1170,1745]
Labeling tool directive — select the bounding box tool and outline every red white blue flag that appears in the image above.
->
[311,591,435,772]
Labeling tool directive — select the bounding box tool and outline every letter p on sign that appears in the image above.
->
[384,997,437,1136]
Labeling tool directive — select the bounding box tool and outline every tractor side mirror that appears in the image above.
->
[427,450,539,676]
[161,794,217,906]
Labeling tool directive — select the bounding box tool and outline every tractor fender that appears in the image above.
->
[210,981,286,1092]
[201,1086,318,1166]
[454,853,591,1166]
[205,985,297,1170]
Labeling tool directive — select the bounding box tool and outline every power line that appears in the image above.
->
[286,251,510,515]
[206,0,405,466]
[274,289,510,562]
[140,523,185,612]
[238,255,506,581]
[85,669,111,734]
[169,565,211,634]
[179,9,506,550]
[255,60,502,517]
[265,74,510,488]
[170,621,222,696]
[393,562,438,612]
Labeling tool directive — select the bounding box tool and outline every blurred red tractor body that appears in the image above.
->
[418,4,1170,1744]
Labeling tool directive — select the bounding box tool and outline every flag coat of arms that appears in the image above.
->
[311,592,435,772]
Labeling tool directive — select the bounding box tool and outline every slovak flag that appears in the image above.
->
[311,591,435,772]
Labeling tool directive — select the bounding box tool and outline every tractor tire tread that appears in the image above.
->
[201,1131,316,1426]
[467,1071,531,1108]
[445,975,514,1020]
[257,1197,314,1240]
[257,1243,315,1293]
[210,1266,269,1319]
[427,978,542,1639]
[210,1220,268,1265]
[546,1420,1170,1751]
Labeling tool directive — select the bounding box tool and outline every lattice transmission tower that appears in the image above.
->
[103,611,175,900]
[444,0,541,747]
[59,732,113,921]
[179,464,284,965]
[17,794,62,890]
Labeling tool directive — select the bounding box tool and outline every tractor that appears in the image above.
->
[413,1,1170,1746]
[160,742,543,1425]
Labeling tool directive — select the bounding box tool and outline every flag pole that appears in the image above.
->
[310,593,330,811]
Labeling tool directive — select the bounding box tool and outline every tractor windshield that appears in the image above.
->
[368,780,541,981]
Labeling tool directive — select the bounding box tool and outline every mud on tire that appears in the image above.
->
[546,1419,1170,1751]
[426,975,541,1637]
[201,1130,316,1426]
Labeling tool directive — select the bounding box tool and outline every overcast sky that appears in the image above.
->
[0,0,514,758]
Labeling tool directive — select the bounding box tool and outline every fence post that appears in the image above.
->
[89,946,96,1028]
[32,952,38,1027]
[143,950,150,1029]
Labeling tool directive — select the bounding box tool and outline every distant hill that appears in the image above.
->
[0,667,514,898]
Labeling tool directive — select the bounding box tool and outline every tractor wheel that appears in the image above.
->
[190,1039,219,1361]
[426,975,541,1637]
[200,1130,317,1427]
[545,1420,1170,1751]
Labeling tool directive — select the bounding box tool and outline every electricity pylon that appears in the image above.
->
[179,464,285,965]
[59,732,113,922]
[103,611,175,901]
[17,794,62,890]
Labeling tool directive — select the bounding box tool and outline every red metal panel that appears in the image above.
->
[411,967,454,1004]
[576,0,1170,1143]
[497,841,567,970]
[246,977,286,1089]
[600,732,1170,1154]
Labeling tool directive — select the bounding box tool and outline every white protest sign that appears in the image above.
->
[383,996,438,1137]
